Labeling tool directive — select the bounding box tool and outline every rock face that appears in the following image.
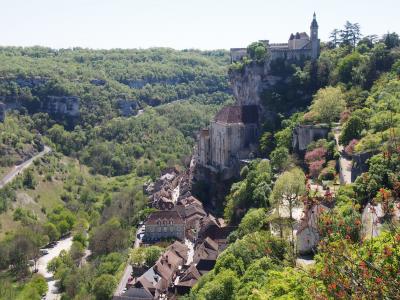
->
[90,79,106,86]
[117,99,138,117]
[351,151,375,182]
[41,96,80,118]
[0,102,5,122]
[15,76,48,88]
[229,64,265,106]
[292,125,330,152]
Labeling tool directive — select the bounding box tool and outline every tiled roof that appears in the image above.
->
[167,241,189,261]
[214,105,258,124]
[145,209,184,225]
[113,287,153,300]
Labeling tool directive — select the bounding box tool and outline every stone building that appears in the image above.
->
[292,124,330,152]
[197,105,259,177]
[143,210,185,241]
[231,13,320,63]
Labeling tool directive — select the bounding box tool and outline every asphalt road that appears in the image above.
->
[114,225,144,296]
[0,145,51,188]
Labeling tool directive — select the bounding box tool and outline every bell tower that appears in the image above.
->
[310,12,320,60]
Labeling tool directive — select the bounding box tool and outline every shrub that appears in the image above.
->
[344,139,359,156]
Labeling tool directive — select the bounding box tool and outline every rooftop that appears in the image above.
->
[214,105,258,124]
[145,209,185,225]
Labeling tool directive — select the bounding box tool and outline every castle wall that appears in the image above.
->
[230,48,247,63]
[210,121,245,169]
[198,130,210,166]
[292,125,330,152]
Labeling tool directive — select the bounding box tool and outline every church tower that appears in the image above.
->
[310,12,320,60]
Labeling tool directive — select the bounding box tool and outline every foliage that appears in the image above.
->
[93,274,117,300]
[309,86,346,124]
[224,160,272,224]
[130,245,164,267]
[89,218,129,256]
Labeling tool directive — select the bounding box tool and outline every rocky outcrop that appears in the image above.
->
[351,151,376,182]
[0,102,5,122]
[90,79,106,86]
[15,76,48,88]
[292,124,330,152]
[117,99,138,117]
[41,96,80,118]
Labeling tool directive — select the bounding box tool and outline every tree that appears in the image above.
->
[247,42,268,62]
[259,131,274,157]
[271,168,306,253]
[310,86,346,124]
[270,146,290,172]
[329,29,341,48]
[23,169,36,189]
[340,21,362,49]
[339,115,365,145]
[89,219,129,256]
[383,32,400,49]
[44,222,60,242]
[92,274,117,300]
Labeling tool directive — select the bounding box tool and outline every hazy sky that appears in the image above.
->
[0,0,399,50]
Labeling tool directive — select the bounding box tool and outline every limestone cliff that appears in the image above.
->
[0,102,5,122]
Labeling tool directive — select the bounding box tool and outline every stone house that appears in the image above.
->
[292,124,330,152]
[143,210,185,241]
[197,105,259,177]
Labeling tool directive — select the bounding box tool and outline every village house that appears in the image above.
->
[143,210,185,242]
[117,241,189,300]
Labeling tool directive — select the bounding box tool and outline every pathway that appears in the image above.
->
[0,146,51,188]
[333,129,352,185]
[114,224,143,296]
[36,236,73,300]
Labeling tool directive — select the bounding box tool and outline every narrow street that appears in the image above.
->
[36,236,73,300]
[0,146,51,188]
[333,129,352,185]
[114,225,143,296]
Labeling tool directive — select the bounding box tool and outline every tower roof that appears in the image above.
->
[311,12,318,28]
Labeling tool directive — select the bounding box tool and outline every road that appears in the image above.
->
[333,130,352,185]
[0,145,51,188]
[36,236,73,300]
[114,225,144,296]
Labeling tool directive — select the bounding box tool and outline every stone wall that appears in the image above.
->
[144,223,185,241]
[292,125,330,152]
[351,151,375,182]
[210,121,245,169]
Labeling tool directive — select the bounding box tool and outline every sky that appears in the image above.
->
[0,0,399,50]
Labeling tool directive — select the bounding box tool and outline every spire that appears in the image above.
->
[311,12,318,28]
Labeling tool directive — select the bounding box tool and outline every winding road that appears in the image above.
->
[0,145,51,188]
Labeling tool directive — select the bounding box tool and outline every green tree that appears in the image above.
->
[92,274,117,300]
[310,86,346,123]
[339,115,364,145]
[270,146,290,171]
[271,168,306,251]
